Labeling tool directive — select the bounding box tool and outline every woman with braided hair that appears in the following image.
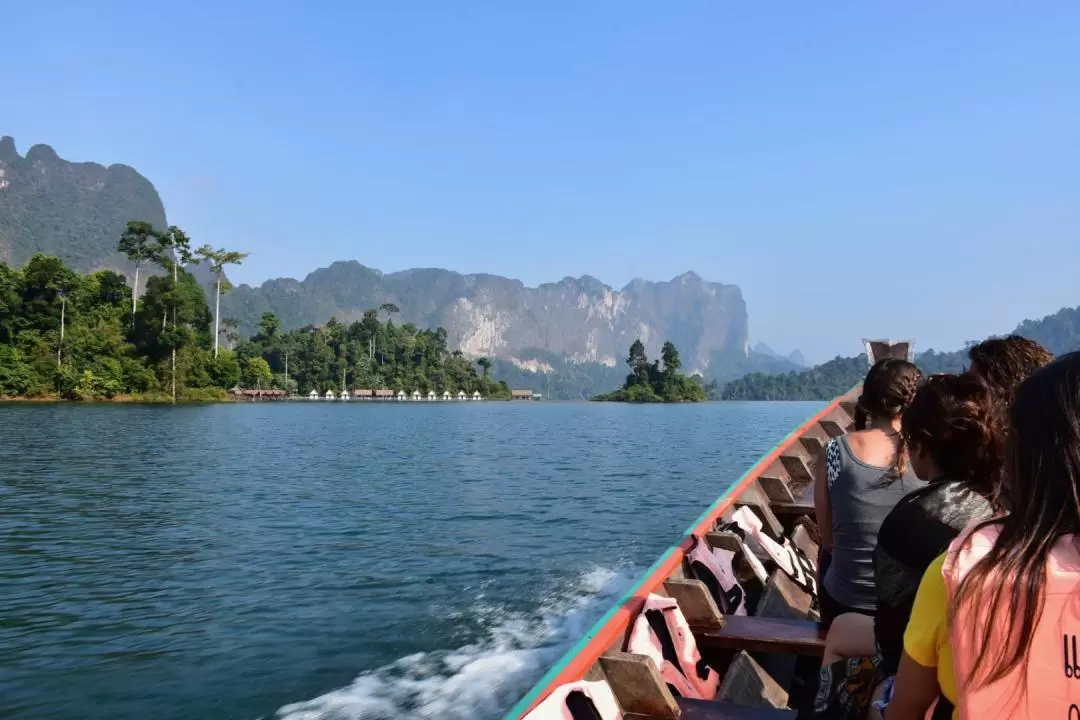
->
[815,358,926,627]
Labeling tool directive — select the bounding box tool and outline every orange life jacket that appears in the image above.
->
[943,524,1080,720]
[627,594,719,700]
[522,679,623,720]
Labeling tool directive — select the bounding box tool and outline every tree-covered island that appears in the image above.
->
[592,339,710,402]
[0,222,510,402]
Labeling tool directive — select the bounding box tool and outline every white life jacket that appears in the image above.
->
[522,679,623,720]
[722,505,817,596]
[627,594,719,700]
[686,536,748,616]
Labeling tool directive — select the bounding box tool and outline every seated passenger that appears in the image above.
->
[815,358,924,626]
[814,374,1004,719]
[966,334,1054,408]
[889,351,1080,719]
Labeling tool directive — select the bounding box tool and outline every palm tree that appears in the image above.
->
[196,245,249,358]
[117,221,159,328]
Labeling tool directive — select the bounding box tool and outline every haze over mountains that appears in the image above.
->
[0,136,802,386]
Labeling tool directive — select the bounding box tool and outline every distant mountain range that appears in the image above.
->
[221,261,783,378]
[753,342,806,367]
[0,135,803,396]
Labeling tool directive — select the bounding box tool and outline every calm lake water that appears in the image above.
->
[0,400,822,720]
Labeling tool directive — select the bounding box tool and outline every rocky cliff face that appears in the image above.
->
[0,136,168,273]
[224,262,749,371]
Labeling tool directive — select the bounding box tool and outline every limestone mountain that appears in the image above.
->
[223,262,750,373]
[0,136,167,274]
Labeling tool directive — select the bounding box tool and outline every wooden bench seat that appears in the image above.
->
[769,500,815,520]
[676,698,796,720]
[695,614,826,656]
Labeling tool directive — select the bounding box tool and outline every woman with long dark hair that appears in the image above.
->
[814,374,1005,719]
[815,358,925,626]
[889,351,1080,719]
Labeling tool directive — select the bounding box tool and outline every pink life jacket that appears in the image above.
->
[686,537,748,616]
[627,594,719,700]
[723,505,818,596]
[943,524,1080,720]
[522,679,623,720]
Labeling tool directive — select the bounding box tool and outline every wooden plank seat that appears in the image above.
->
[676,698,796,719]
[695,614,825,656]
[599,647,799,719]
[769,500,815,519]
[663,576,823,657]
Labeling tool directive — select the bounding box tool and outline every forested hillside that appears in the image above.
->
[721,309,1080,400]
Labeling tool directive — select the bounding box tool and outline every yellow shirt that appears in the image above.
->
[902,552,957,717]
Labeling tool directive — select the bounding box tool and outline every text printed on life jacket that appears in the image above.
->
[1067,634,1079,719]
[1066,634,1079,678]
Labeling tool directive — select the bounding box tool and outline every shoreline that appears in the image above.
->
[0,394,235,405]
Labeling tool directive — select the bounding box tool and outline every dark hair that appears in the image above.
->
[900,373,1003,499]
[949,351,1080,695]
[967,335,1053,406]
[854,358,923,476]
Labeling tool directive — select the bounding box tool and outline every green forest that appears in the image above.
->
[593,339,713,402]
[720,322,1080,401]
[0,224,510,401]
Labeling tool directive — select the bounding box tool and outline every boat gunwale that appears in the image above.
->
[504,388,859,719]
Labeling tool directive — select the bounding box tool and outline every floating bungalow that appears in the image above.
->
[442,391,452,401]
[340,389,350,401]
[373,389,394,400]
[511,389,537,401]
[426,390,436,401]
[472,391,482,401]
[308,389,319,400]
[324,389,336,400]
[457,390,466,401]
[352,389,374,400]
[411,390,422,401]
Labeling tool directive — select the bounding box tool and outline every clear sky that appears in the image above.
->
[6,1,1079,363]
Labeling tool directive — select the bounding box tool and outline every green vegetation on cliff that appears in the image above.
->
[593,339,710,402]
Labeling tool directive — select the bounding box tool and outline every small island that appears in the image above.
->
[592,339,708,403]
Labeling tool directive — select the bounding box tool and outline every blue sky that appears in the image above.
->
[6,1,1079,363]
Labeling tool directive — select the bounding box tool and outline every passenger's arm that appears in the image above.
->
[885,652,940,720]
[887,554,949,720]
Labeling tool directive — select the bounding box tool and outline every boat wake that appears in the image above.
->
[275,565,636,720]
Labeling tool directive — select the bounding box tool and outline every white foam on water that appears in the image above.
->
[275,565,635,720]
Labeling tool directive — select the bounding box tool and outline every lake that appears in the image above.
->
[0,400,822,720]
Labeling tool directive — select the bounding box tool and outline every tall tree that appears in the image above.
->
[116,221,160,328]
[627,338,649,385]
[661,341,681,375]
[477,356,492,378]
[196,245,249,358]
[154,227,193,404]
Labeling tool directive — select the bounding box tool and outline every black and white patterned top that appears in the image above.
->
[825,437,842,490]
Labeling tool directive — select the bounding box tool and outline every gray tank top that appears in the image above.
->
[822,434,925,611]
